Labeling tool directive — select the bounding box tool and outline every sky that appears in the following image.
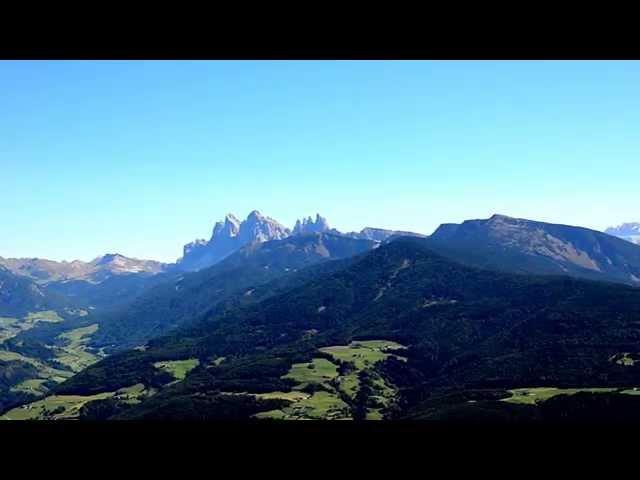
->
[2,60,639,263]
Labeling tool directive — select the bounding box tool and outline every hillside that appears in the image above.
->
[90,233,376,351]
[48,237,640,420]
[0,266,67,318]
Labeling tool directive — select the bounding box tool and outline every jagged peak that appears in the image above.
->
[606,222,640,234]
[225,213,241,224]
[247,210,264,221]
[96,253,126,264]
[293,213,330,235]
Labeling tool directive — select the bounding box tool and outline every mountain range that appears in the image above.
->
[0,254,165,284]
[91,232,377,350]
[4,211,640,421]
[3,212,637,287]
[178,210,425,272]
[50,235,640,421]
[0,210,425,321]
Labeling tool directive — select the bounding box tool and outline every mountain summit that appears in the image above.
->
[292,214,331,235]
[179,211,426,271]
[179,211,291,271]
[428,214,640,285]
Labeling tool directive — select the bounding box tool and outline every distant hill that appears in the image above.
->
[427,214,640,285]
[0,254,165,284]
[0,266,66,317]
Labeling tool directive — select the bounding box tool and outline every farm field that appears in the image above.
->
[254,339,405,420]
[54,323,102,372]
[282,358,338,390]
[255,390,351,420]
[1,382,155,420]
[10,378,49,396]
[1,392,114,420]
[319,340,407,370]
[0,317,104,412]
[0,350,72,384]
[501,387,618,405]
[113,383,155,405]
[0,310,64,343]
[153,358,200,381]
[321,340,405,401]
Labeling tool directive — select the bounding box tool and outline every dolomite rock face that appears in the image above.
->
[178,211,291,271]
[292,214,331,236]
[179,210,427,272]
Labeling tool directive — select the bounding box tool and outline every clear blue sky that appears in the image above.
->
[2,61,639,262]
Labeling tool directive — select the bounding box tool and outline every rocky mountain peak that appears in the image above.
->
[95,253,126,265]
[606,222,640,236]
[179,211,291,271]
[293,213,330,235]
[212,214,241,240]
[241,211,290,243]
[247,210,264,221]
[489,213,513,221]
[605,222,640,245]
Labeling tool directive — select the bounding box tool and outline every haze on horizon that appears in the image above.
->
[2,60,639,263]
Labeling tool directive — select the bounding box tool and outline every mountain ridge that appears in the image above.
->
[91,232,377,350]
[178,210,426,272]
[0,254,166,284]
[427,214,640,285]
[178,210,291,271]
